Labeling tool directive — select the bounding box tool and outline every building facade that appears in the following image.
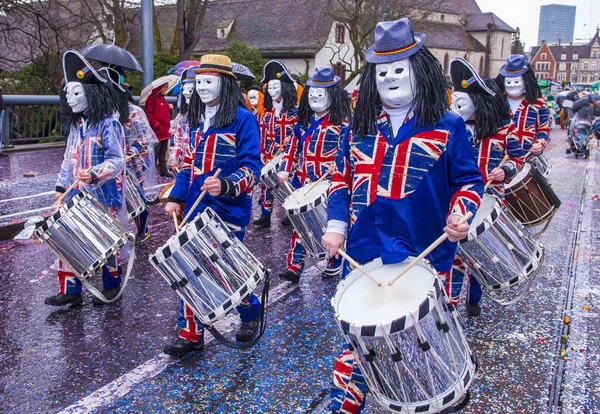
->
[537,4,576,46]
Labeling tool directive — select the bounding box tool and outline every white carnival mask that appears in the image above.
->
[504,76,525,98]
[182,82,195,103]
[66,82,88,113]
[375,59,416,109]
[195,74,221,104]
[268,80,282,101]
[248,90,259,107]
[308,87,330,113]
[452,91,476,122]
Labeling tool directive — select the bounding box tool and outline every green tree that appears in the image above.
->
[511,27,525,55]
[224,42,267,88]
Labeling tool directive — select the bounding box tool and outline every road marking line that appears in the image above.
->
[58,266,323,414]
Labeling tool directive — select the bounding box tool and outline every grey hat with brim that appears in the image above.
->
[365,18,426,64]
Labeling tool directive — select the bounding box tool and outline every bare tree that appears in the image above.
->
[173,0,211,60]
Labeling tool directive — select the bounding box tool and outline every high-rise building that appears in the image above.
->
[537,4,576,46]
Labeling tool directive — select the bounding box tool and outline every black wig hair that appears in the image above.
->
[263,81,297,112]
[353,46,449,136]
[298,83,352,126]
[471,78,513,140]
[178,91,189,116]
[495,66,540,104]
[188,75,248,130]
[63,84,120,127]
[108,84,130,125]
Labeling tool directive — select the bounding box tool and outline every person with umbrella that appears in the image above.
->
[144,81,174,177]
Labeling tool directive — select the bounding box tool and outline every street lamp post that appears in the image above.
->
[141,0,154,88]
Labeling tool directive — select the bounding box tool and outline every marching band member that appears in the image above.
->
[169,67,197,172]
[163,55,262,356]
[449,57,526,316]
[46,51,126,307]
[245,85,265,122]
[253,60,298,228]
[496,55,550,155]
[320,19,483,412]
[100,67,158,242]
[277,66,351,283]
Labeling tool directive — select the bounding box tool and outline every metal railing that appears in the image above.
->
[1,95,177,149]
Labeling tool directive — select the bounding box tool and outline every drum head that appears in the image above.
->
[335,258,435,327]
[283,181,329,211]
[505,163,531,190]
[260,153,283,177]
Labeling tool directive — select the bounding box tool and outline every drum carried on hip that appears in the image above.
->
[504,162,561,228]
[332,258,476,413]
[458,195,544,305]
[150,207,267,327]
[283,181,329,259]
[124,172,146,220]
[260,153,292,203]
[35,191,134,302]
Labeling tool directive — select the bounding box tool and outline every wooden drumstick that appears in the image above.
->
[126,153,136,162]
[483,154,510,191]
[53,166,93,209]
[284,181,300,203]
[388,212,473,287]
[303,171,331,196]
[172,211,179,233]
[337,249,381,287]
[178,168,222,229]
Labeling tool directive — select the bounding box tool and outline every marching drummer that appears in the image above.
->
[449,58,526,316]
[163,55,263,357]
[46,51,126,307]
[496,55,550,156]
[320,18,484,412]
[253,60,298,228]
[100,67,158,243]
[277,66,351,283]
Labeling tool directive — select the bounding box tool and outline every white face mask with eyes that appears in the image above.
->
[268,80,282,101]
[451,91,476,121]
[195,74,221,104]
[375,59,416,109]
[308,87,330,114]
[66,82,88,113]
[248,90,259,107]
[504,76,525,99]
[182,82,195,104]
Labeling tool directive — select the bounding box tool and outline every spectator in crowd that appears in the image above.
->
[144,82,173,177]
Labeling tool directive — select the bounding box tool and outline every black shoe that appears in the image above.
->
[163,337,204,356]
[253,214,271,228]
[280,269,300,284]
[236,320,259,342]
[135,231,150,243]
[566,148,572,154]
[45,293,83,307]
[92,285,122,305]
[466,302,482,316]
[281,216,291,226]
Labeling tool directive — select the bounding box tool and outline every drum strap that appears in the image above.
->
[439,390,471,414]
[204,270,271,350]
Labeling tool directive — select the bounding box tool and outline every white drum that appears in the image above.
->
[332,258,476,413]
[260,153,292,203]
[283,181,329,259]
[458,195,544,305]
[124,173,146,220]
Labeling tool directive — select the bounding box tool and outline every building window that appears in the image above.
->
[593,51,598,58]
[561,54,566,60]
[443,53,449,73]
[572,63,578,71]
[582,75,588,83]
[573,54,578,60]
[335,24,345,44]
[558,63,566,71]
[558,73,566,81]
[541,53,547,60]
[334,62,346,82]
[571,73,577,82]
[536,62,550,71]
[584,63,589,70]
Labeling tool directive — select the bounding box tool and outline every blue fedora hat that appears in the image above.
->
[499,54,530,77]
[181,66,198,84]
[365,18,426,64]
[306,66,340,88]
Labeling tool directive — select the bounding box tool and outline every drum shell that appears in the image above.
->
[505,166,561,227]
[125,173,146,220]
[285,185,329,259]
[259,155,292,203]
[35,192,130,279]
[332,259,476,413]
[158,180,186,218]
[531,155,550,177]
[150,207,266,326]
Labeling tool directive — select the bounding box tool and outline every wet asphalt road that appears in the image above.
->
[0,127,599,413]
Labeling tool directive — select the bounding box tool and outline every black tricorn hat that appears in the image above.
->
[63,50,107,85]
[261,60,294,84]
[450,57,495,96]
[98,67,126,92]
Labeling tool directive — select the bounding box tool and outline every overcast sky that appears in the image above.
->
[475,0,600,51]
